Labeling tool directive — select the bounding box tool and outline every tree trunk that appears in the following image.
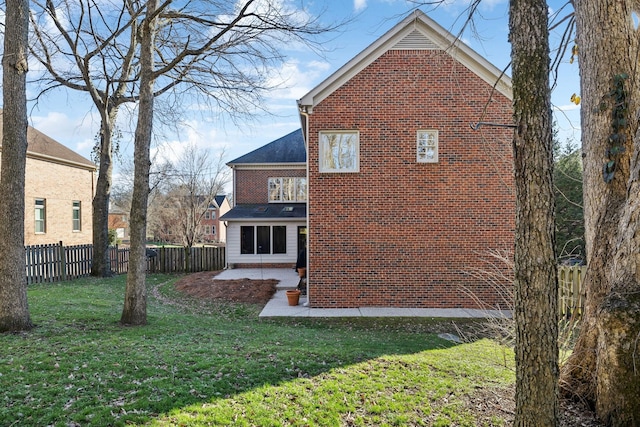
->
[0,0,33,333]
[560,1,640,424]
[509,0,558,425]
[91,113,115,277]
[120,0,158,326]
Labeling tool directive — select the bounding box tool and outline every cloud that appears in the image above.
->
[354,0,367,12]
[30,111,99,159]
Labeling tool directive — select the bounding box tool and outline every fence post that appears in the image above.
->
[58,241,67,282]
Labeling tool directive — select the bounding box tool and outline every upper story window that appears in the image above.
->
[72,201,81,232]
[268,177,307,202]
[35,199,46,233]
[319,131,359,173]
[417,130,438,163]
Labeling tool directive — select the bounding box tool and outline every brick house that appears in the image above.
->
[296,11,515,309]
[0,116,96,246]
[221,129,307,268]
[108,203,129,243]
[200,195,231,243]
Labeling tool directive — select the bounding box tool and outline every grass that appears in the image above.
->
[0,275,515,426]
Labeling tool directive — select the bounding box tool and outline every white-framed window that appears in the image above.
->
[35,199,46,233]
[268,177,307,202]
[72,201,81,232]
[417,130,438,163]
[204,225,211,235]
[204,211,210,220]
[319,131,359,172]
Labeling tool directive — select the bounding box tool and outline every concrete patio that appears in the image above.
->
[214,268,510,318]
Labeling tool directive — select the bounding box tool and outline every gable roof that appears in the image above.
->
[227,129,305,166]
[214,195,227,207]
[0,112,96,171]
[297,10,512,112]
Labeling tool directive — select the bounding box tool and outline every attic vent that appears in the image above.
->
[392,29,439,50]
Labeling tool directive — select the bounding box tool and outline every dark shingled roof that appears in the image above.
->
[220,203,306,221]
[227,129,305,165]
[214,195,227,207]
[0,110,96,170]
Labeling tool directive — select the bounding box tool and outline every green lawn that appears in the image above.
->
[0,275,515,426]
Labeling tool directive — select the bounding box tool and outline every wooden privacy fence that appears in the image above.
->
[558,265,587,319]
[25,242,225,284]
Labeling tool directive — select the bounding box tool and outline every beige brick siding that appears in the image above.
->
[23,156,95,246]
[307,49,515,309]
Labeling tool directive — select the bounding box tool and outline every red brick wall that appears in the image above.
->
[235,169,306,204]
[307,49,515,309]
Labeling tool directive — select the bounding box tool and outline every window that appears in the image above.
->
[268,177,307,202]
[257,226,270,254]
[72,201,81,231]
[241,226,255,254]
[204,211,210,220]
[319,131,359,172]
[273,226,286,254]
[240,225,287,255]
[35,199,46,233]
[417,130,438,163]
[211,225,216,235]
[204,225,211,235]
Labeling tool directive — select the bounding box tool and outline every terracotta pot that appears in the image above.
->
[298,267,306,278]
[286,289,301,306]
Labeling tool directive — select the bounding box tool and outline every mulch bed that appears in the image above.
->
[173,271,278,304]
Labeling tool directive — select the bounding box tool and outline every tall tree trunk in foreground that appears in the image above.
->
[91,108,117,277]
[121,0,158,326]
[560,1,640,424]
[509,0,558,424]
[0,0,32,332]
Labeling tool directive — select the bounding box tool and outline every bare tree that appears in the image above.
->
[560,0,640,423]
[0,0,33,332]
[29,0,340,278]
[121,0,159,326]
[153,145,229,266]
[116,0,339,325]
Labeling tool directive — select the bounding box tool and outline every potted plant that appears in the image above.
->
[286,289,301,306]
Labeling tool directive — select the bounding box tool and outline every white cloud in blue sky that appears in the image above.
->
[354,0,367,12]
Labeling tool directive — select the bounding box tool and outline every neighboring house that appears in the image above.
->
[296,10,515,309]
[221,129,307,268]
[153,193,231,245]
[200,195,231,243]
[108,203,130,243]
[0,114,96,246]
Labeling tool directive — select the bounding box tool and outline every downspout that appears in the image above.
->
[298,105,311,306]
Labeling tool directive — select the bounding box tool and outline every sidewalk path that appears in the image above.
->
[214,268,510,318]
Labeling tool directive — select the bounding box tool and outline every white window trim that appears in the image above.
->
[72,201,81,232]
[35,199,46,234]
[319,130,360,173]
[417,130,438,163]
